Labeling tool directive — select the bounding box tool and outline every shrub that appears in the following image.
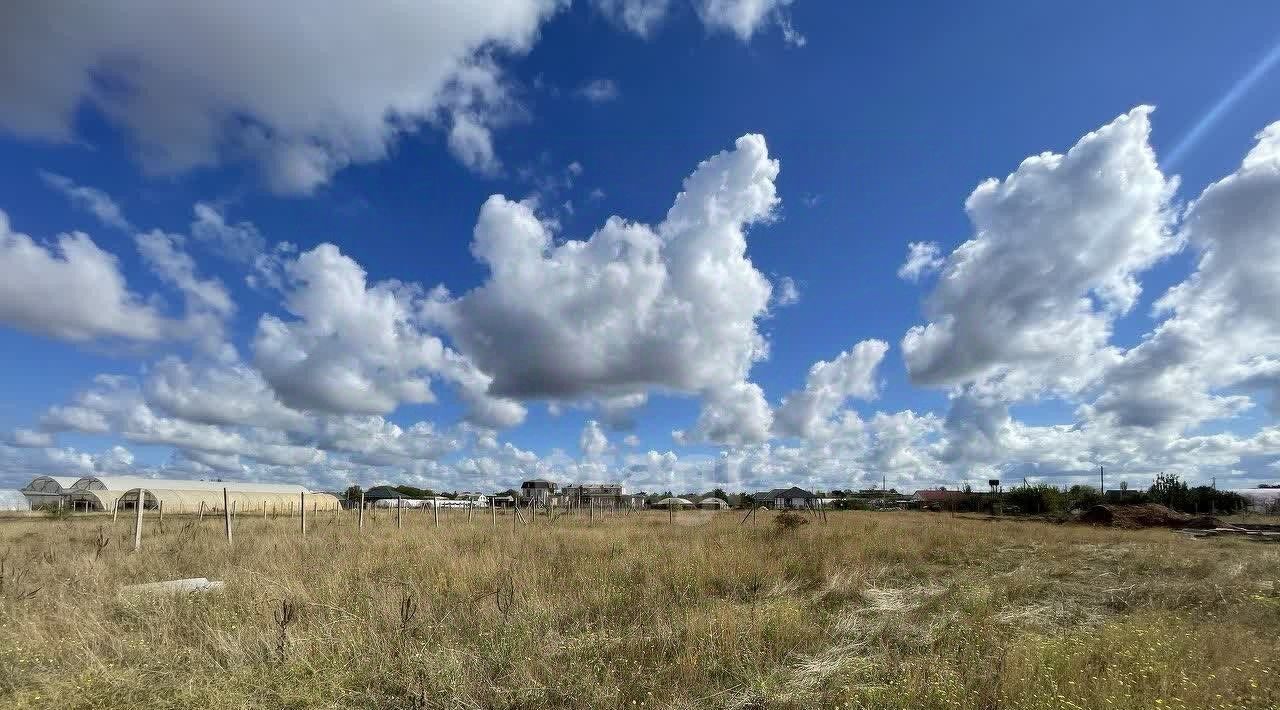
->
[773,510,810,532]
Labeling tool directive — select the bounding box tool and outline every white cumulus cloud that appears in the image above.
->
[0,2,565,193]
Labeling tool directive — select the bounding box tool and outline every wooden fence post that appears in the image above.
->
[358,490,365,532]
[158,500,164,525]
[199,501,205,523]
[397,496,403,530]
[132,489,145,552]
[433,500,439,528]
[112,500,119,523]
[223,488,233,545]
[300,492,307,538]
[491,500,497,529]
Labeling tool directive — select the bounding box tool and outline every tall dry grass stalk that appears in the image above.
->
[0,509,1277,708]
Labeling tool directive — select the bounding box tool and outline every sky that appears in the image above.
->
[2,1,1280,495]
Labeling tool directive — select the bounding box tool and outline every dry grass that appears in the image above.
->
[0,508,1277,709]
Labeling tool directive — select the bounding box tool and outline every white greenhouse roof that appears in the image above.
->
[73,476,311,494]
[655,497,694,506]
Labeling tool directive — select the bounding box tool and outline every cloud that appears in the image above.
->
[38,171,131,230]
[576,79,621,103]
[439,134,779,430]
[689,381,773,446]
[580,419,609,458]
[1087,120,1280,431]
[447,112,502,176]
[5,428,53,448]
[252,243,448,415]
[774,276,800,306]
[250,241,523,427]
[896,241,944,282]
[591,0,672,37]
[0,209,165,343]
[693,0,801,43]
[191,203,266,263]
[142,356,309,432]
[902,106,1180,401]
[41,405,111,434]
[0,3,565,193]
[135,231,234,319]
[774,339,889,439]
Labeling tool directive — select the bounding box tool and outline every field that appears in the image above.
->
[0,508,1278,709]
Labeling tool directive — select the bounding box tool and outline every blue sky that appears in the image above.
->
[1,1,1279,494]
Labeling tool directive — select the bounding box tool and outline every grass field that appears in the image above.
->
[0,508,1277,709]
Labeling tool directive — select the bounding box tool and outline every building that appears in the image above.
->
[752,487,818,509]
[20,475,79,508]
[911,489,971,510]
[560,483,642,509]
[66,475,315,512]
[697,497,729,510]
[520,479,557,503]
[654,497,694,509]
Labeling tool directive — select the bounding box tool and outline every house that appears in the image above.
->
[752,487,818,509]
[557,483,646,509]
[911,489,971,510]
[561,483,621,506]
[697,497,729,510]
[520,479,557,503]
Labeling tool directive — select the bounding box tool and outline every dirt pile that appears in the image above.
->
[1077,503,1223,529]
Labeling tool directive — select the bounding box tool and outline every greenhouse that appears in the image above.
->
[654,497,695,509]
[115,488,341,514]
[0,490,33,512]
[20,475,80,508]
[65,476,325,513]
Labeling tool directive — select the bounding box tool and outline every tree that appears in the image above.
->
[709,488,729,502]
[1065,485,1104,510]
[1149,472,1189,510]
[343,485,363,502]
[1005,483,1065,515]
[392,485,435,499]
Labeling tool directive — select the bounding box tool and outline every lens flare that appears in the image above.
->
[1165,36,1280,167]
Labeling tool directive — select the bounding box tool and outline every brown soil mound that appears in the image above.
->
[1077,503,1223,529]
